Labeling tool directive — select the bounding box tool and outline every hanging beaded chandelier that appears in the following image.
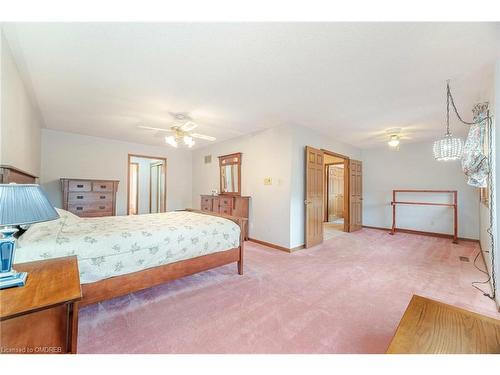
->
[433,81,464,161]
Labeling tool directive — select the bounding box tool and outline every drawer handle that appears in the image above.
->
[77,184,84,188]
[77,195,84,199]
[100,196,106,199]
[76,207,83,211]
[100,185,107,189]
[99,206,105,210]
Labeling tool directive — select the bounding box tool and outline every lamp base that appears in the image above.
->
[0,271,27,290]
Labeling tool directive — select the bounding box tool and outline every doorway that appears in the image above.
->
[324,153,347,240]
[127,154,167,215]
[323,151,349,241]
[305,146,363,248]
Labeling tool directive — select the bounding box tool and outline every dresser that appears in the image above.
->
[0,165,37,183]
[61,178,119,217]
[201,195,250,239]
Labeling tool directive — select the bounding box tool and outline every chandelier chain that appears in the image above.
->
[446,82,451,134]
[447,82,489,126]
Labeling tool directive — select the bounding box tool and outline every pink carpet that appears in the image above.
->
[77,229,500,353]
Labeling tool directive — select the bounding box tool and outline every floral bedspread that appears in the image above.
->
[16,209,240,284]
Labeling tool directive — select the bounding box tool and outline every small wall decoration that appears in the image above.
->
[462,102,490,189]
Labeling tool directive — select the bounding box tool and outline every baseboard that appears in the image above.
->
[362,225,479,243]
[290,244,306,252]
[247,238,304,253]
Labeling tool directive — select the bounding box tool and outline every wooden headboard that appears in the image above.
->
[0,165,38,184]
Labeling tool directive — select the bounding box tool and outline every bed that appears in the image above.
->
[14,207,245,353]
[16,207,246,348]
[16,208,245,306]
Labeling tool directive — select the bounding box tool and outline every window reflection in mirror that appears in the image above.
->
[218,153,242,196]
[221,164,239,193]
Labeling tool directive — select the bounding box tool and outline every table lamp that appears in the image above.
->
[0,183,59,289]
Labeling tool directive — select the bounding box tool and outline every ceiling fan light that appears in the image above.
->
[183,135,195,147]
[165,135,178,148]
[433,133,463,161]
[388,135,400,147]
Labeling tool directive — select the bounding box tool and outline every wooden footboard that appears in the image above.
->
[79,247,241,307]
[79,209,246,307]
[71,209,246,352]
[185,208,247,275]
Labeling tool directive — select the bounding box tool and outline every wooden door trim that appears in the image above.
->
[343,158,350,232]
[321,149,350,160]
[127,154,167,215]
[129,162,139,215]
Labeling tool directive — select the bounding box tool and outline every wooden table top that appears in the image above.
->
[387,295,500,354]
[0,256,82,320]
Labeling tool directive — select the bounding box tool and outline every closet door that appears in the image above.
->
[305,146,324,248]
[332,166,344,219]
[349,160,363,232]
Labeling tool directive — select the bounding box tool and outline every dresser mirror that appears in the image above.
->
[218,153,242,196]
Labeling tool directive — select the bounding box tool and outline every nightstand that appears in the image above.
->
[0,256,82,354]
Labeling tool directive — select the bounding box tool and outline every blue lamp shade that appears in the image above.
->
[0,184,59,226]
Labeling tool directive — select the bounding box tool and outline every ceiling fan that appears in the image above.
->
[138,112,216,148]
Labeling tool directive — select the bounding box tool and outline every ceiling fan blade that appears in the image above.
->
[138,125,173,133]
[191,133,216,141]
[179,121,198,132]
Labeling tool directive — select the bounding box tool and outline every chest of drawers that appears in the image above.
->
[61,178,119,217]
[201,195,250,239]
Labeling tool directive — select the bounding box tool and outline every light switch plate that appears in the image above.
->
[264,177,272,185]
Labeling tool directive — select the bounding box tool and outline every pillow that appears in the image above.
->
[18,214,65,246]
[18,208,79,246]
[55,208,81,222]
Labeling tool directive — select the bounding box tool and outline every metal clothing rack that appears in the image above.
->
[390,189,458,243]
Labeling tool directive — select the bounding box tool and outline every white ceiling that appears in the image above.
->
[3,23,500,149]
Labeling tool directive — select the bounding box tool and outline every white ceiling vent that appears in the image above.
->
[204,155,212,164]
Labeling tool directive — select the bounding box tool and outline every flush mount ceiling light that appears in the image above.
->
[388,134,400,148]
[386,128,402,148]
[433,81,464,161]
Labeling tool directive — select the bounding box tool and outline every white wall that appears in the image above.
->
[478,63,496,284]
[40,129,192,215]
[192,125,293,248]
[192,123,362,249]
[0,32,2,161]
[289,124,362,248]
[362,142,479,239]
[490,59,500,307]
[0,29,42,176]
